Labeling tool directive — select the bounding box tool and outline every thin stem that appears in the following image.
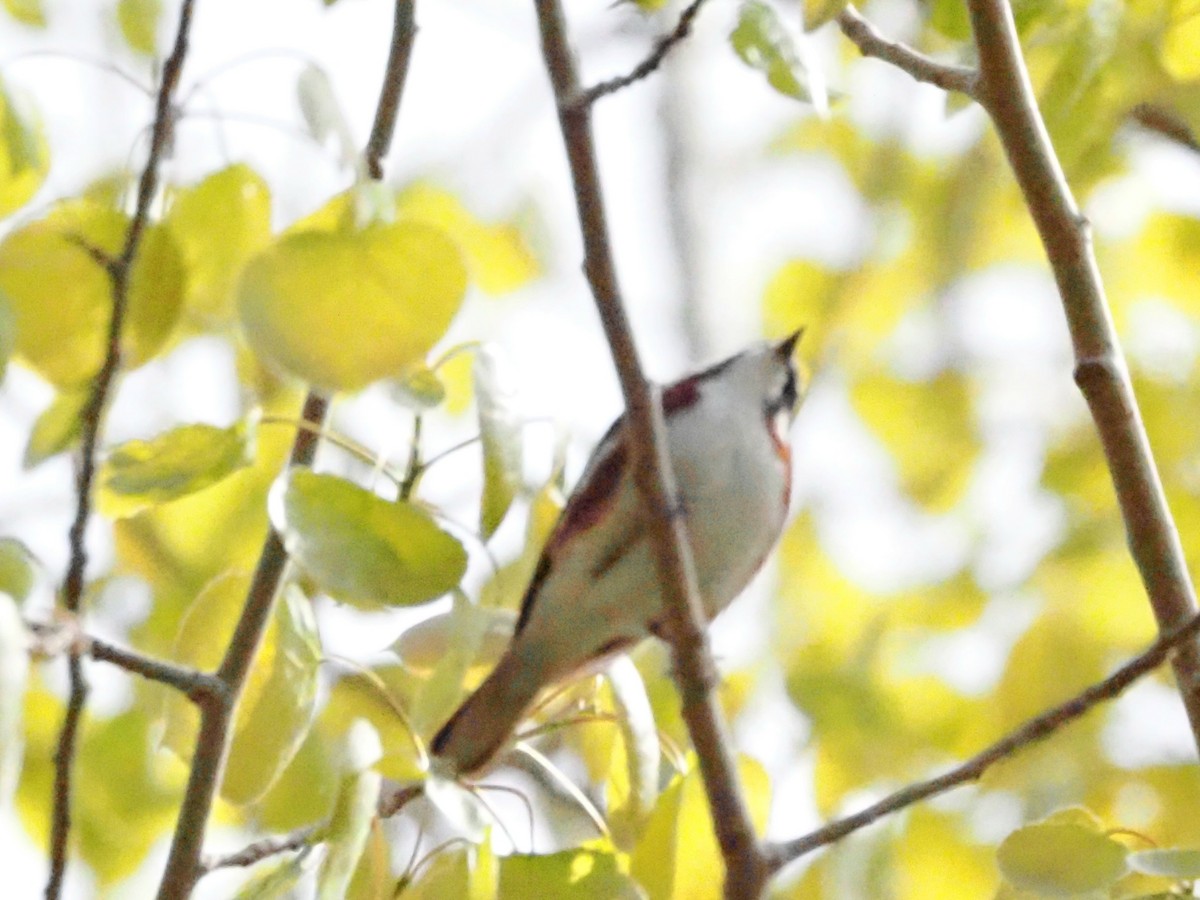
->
[531,1,768,896]
[365,0,416,179]
[836,5,977,96]
[966,0,1200,755]
[45,2,197,896]
[768,610,1200,868]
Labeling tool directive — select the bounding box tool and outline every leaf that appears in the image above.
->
[233,852,316,900]
[730,1,813,103]
[997,812,1128,896]
[163,574,322,805]
[500,847,643,898]
[474,345,523,538]
[166,164,272,324]
[1,0,45,27]
[321,666,424,782]
[237,220,467,392]
[297,63,355,167]
[1162,6,1200,80]
[802,0,848,32]
[1127,848,1200,878]
[0,291,12,379]
[409,591,495,739]
[116,0,161,56]
[0,78,48,217]
[604,655,660,849]
[271,468,468,609]
[396,183,540,295]
[0,199,184,387]
[23,386,89,468]
[392,363,447,411]
[0,536,36,602]
[0,592,27,805]
[98,420,256,518]
[630,755,770,898]
[393,605,514,675]
[316,721,382,900]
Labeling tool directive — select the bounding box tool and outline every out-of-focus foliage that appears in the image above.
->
[4,0,1200,896]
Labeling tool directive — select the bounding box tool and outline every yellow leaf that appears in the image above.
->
[116,0,161,56]
[0,79,48,217]
[238,221,467,392]
[1,0,45,26]
[1163,6,1200,79]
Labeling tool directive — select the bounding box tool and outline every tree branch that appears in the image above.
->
[768,609,1200,869]
[965,0,1200,755]
[836,5,977,96]
[154,3,420,893]
[574,0,713,108]
[45,2,196,896]
[1129,102,1200,154]
[532,2,768,897]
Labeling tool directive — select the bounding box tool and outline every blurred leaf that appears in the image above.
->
[256,726,337,832]
[730,0,813,102]
[0,592,26,805]
[233,851,316,900]
[1128,848,1200,878]
[167,164,272,325]
[99,420,256,518]
[238,220,467,392]
[392,363,446,411]
[1,0,45,26]
[803,0,848,32]
[0,79,47,216]
[116,0,160,56]
[851,369,978,511]
[0,291,12,379]
[997,809,1128,895]
[474,345,523,539]
[24,386,88,468]
[630,755,770,899]
[272,469,468,609]
[409,591,494,739]
[604,655,660,849]
[500,846,642,898]
[164,574,322,805]
[297,63,355,167]
[316,721,382,900]
[397,183,539,295]
[1162,6,1200,80]
[0,536,36,602]
[322,665,423,783]
[895,809,998,898]
[393,606,514,676]
[0,199,183,387]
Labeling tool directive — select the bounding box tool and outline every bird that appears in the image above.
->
[431,330,805,777]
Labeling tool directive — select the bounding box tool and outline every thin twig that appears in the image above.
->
[575,0,712,108]
[155,0,421,891]
[45,2,197,897]
[1129,102,1200,153]
[532,2,768,897]
[201,826,320,872]
[836,5,977,96]
[966,0,1200,755]
[768,610,1200,868]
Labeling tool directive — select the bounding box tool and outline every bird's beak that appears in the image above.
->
[774,327,805,361]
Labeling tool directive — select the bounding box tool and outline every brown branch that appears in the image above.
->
[836,5,977,96]
[768,609,1200,868]
[965,0,1200,755]
[201,826,319,873]
[28,620,224,703]
[575,0,712,108]
[45,2,196,897]
[1129,102,1200,154]
[364,0,416,179]
[155,2,420,893]
[532,2,768,897]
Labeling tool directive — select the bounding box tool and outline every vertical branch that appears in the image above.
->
[45,2,197,897]
[154,3,421,895]
[531,2,768,897]
[965,0,1200,753]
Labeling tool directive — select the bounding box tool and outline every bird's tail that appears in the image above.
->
[430,650,544,777]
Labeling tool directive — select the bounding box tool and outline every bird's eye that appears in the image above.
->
[767,366,798,417]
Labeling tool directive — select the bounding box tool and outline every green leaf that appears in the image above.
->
[233,852,316,900]
[604,655,660,849]
[392,363,447,411]
[1128,848,1200,878]
[474,345,522,539]
[167,164,272,325]
[163,574,322,805]
[24,386,89,468]
[803,0,848,32]
[0,536,36,602]
[272,468,468,609]
[500,847,643,898]
[321,665,423,783]
[98,420,256,518]
[238,220,467,392]
[1,0,46,27]
[997,813,1128,895]
[730,1,813,102]
[409,591,495,739]
[0,199,184,387]
[0,79,48,217]
[316,721,382,900]
[116,0,161,56]
[0,592,27,805]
